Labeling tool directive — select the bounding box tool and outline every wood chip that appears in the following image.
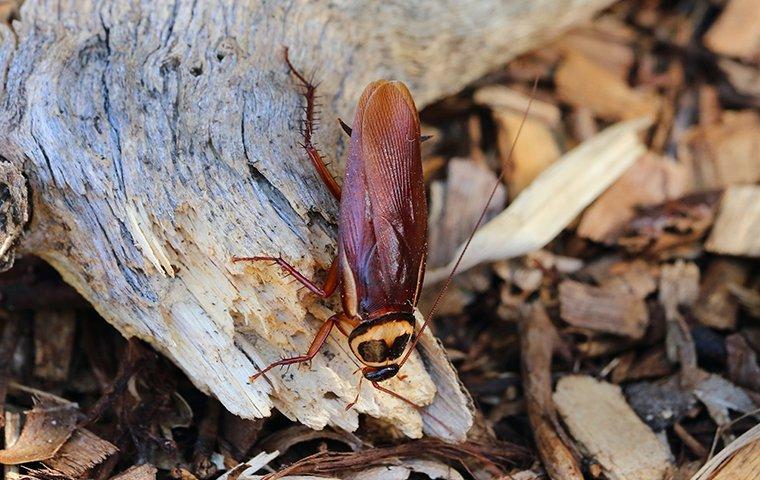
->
[427,158,506,268]
[691,424,759,480]
[520,305,583,480]
[708,439,760,480]
[110,464,158,480]
[553,28,635,79]
[719,58,760,98]
[0,398,78,464]
[726,333,760,392]
[3,410,21,479]
[426,118,651,283]
[693,259,749,330]
[618,192,720,256]
[703,0,760,62]
[45,429,118,477]
[493,110,561,198]
[660,261,700,376]
[553,376,672,480]
[474,85,561,126]
[679,111,760,190]
[555,51,660,121]
[578,154,691,243]
[559,280,649,339]
[706,185,760,256]
[33,309,76,382]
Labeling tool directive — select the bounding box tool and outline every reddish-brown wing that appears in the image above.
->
[338,81,427,318]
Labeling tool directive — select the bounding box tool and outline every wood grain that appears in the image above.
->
[1,0,615,438]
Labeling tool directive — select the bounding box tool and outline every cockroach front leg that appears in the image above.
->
[284,47,341,200]
[232,255,339,298]
[248,312,344,382]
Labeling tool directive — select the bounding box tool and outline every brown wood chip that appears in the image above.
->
[559,280,649,339]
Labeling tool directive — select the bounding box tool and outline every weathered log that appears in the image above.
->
[1,0,614,439]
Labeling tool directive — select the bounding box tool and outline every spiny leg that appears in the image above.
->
[249,313,343,382]
[283,47,341,200]
[232,255,339,298]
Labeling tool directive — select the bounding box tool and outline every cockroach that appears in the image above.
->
[234,47,535,410]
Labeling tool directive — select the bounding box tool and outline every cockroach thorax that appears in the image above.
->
[348,312,415,371]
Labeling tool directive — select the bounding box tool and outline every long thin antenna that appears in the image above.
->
[399,77,540,369]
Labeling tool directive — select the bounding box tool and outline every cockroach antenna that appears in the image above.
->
[398,76,540,370]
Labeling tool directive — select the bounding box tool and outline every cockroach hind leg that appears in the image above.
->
[345,376,364,411]
[231,255,339,299]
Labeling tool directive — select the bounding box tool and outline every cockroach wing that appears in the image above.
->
[338,80,427,318]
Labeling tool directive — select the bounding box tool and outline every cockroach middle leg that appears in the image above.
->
[232,255,339,298]
[283,47,341,200]
[248,312,344,382]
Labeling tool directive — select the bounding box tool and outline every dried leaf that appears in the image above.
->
[578,154,690,243]
[0,398,78,465]
[426,118,651,283]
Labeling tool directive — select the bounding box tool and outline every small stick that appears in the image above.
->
[520,304,583,480]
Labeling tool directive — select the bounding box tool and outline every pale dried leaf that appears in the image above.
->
[426,118,651,284]
[0,399,78,464]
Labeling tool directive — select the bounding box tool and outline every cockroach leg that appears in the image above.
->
[283,47,341,200]
[248,313,343,383]
[345,375,364,411]
[232,255,339,299]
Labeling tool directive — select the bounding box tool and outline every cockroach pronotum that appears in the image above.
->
[234,47,534,410]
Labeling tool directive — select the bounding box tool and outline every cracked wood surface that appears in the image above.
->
[1,0,613,439]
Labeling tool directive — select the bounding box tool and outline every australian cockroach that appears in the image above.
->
[234,48,534,409]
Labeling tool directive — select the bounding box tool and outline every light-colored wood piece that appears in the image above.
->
[679,111,760,191]
[427,117,650,284]
[0,0,617,438]
[555,51,660,121]
[493,110,561,199]
[474,85,561,126]
[703,0,760,62]
[709,439,760,480]
[706,185,760,257]
[691,424,760,480]
[553,375,672,480]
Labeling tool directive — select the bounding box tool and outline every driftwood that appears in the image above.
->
[0,0,615,438]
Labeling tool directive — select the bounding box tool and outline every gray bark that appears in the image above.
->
[1,0,613,439]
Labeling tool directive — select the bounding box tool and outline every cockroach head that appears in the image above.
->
[348,312,416,379]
